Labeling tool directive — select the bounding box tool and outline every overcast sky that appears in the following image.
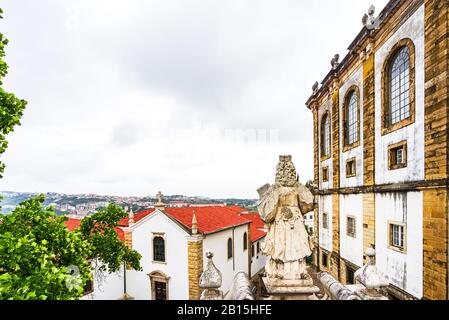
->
[0,0,389,199]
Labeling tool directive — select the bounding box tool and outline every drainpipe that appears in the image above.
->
[123,261,127,296]
[232,228,235,271]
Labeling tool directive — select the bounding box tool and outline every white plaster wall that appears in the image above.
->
[251,237,267,277]
[203,224,249,296]
[304,212,314,233]
[339,194,364,267]
[374,5,425,185]
[375,191,423,298]
[126,211,190,300]
[318,96,333,190]
[319,195,333,252]
[339,66,365,188]
[82,263,124,300]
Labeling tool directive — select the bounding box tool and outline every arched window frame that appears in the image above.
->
[320,111,331,160]
[243,232,248,251]
[152,233,166,263]
[342,86,361,151]
[381,38,416,135]
[227,238,233,260]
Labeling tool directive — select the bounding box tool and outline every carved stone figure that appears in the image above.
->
[331,54,340,70]
[312,81,319,95]
[257,156,315,286]
[362,5,380,30]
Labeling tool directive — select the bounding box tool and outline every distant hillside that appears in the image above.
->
[0,191,257,215]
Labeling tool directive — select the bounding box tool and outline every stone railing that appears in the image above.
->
[318,272,362,300]
[318,248,390,300]
[199,251,254,300]
[224,272,254,301]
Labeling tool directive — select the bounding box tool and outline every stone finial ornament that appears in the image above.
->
[355,248,389,290]
[312,81,319,95]
[128,208,135,227]
[362,5,380,30]
[199,251,223,300]
[191,210,198,235]
[331,54,340,70]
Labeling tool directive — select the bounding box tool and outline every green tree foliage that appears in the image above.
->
[0,8,27,179]
[0,196,142,300]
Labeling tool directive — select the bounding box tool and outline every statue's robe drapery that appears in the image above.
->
[258,184,314,280]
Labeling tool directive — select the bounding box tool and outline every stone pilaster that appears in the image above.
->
[331,90,340,189]
[331,193,340,280]
[423,189,448,300]
[124,231,133,249]
[313,107,319,187]
[187,235,204,300]
[312,106,320,268]
[363,52,376,186]
[362,193,375,264]
[423,0,449,300]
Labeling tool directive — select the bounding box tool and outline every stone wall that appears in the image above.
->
[422,0,449,300]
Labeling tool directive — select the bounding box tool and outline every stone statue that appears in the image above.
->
[257,156,315,287]
[362,5,380,30]
[312,81,319,95]
[331,54,340,70]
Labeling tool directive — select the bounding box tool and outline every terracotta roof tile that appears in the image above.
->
[117,206,266,240]
[64,218,125,241]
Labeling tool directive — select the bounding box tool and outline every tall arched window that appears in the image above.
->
[389,46,411,125]
[320,113,331,157]
[227,238,233,259]
[344,89,359,147]
[153,236,165,262]
[243,232,248,251]
[382,39,415,135]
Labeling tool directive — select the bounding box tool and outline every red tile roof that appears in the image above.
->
[118,209,154,226]
[65,218,81,231]
[242,213,266,242]
[165,207,250,234]
[64,218,125,241]
[118,206,266,239]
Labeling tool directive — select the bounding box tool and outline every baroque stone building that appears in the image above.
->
[306,0,448,300]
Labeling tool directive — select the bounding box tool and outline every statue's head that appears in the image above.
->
[275,155,299,187]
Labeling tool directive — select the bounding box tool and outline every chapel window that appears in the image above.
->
[345,90,359,146]
[153,236,166,263]
[389,46,411,125]
[321,113,331,157]
[227,238,233,259]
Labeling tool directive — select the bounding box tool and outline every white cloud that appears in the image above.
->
[0,0,389,198]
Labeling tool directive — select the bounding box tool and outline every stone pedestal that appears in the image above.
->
[262,277,320,300]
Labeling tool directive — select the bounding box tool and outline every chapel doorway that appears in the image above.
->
[154,281,167,300]
[149,271,170,300]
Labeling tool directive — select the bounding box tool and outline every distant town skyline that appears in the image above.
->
[0,0,388,198]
